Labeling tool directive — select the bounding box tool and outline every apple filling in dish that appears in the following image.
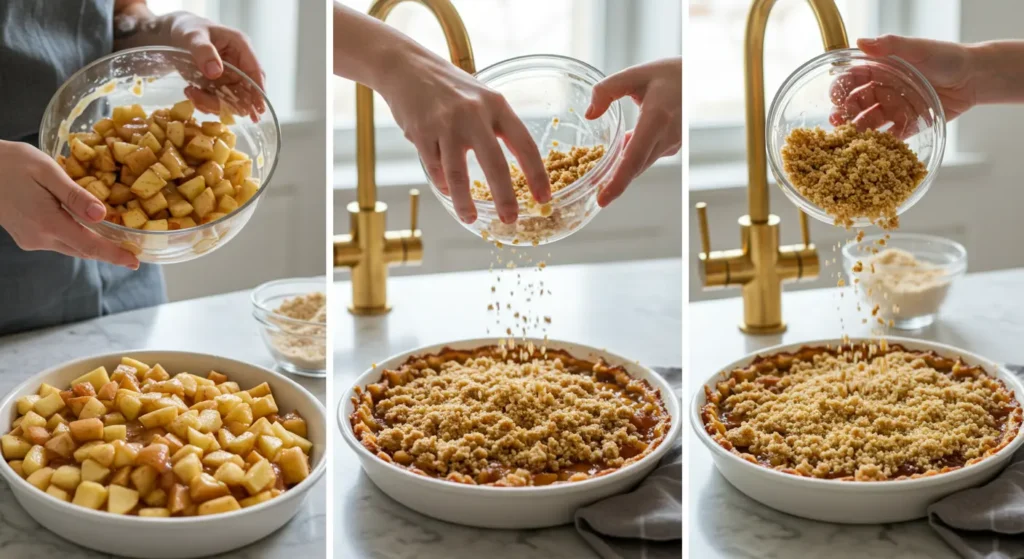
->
[350,345,670,487]
[701,343,1022,481]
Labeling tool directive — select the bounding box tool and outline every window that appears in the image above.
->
[147,0,308,120]
[147,0,213,19]
[689,0,876,128]
[689,0,962,168]
[333,0,682,170]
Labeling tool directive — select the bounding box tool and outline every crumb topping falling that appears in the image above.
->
[781,124,927,229]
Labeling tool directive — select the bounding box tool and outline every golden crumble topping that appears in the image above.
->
[701,344,1022,481]
[350,345,670,487]
[471,145,606,203]
[781,124,927,229]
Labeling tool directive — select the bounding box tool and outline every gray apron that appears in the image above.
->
[0,0,165,337]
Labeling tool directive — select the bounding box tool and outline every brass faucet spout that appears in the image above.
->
[336,0,474,315]
[696,0,847,333]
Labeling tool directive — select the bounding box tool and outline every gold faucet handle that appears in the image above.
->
[799,209,811,247]
[409,188,420,231]
[696,202,711,256]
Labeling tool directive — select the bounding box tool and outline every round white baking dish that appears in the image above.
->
[0,351,326,558]
[339,338,681,529]
[691,337,1024,524]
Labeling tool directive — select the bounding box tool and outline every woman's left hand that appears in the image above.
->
[586,57,682,207]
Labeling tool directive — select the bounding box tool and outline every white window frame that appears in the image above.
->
[689,0,962,171]
[332,0,682,171]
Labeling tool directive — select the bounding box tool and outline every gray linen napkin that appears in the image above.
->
[928,364,1024,559]
[574,366,682,559]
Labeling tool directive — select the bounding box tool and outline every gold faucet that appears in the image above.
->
[695,0,848,334]
[333,0,476,315]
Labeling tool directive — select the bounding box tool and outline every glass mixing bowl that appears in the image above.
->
[767,48,946,228]
[39,46,280,264]
[251,278,327,378]
[424,54,625,246]
[842,233,966,330]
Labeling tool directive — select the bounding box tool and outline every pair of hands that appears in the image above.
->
[829,36,977,137]
[1,12,264,269]
[381,56,682,224]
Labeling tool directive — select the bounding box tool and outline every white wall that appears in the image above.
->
[689,0,1024,302]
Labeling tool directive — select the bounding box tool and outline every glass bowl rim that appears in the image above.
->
[841,232,967,276]
[250,277,327,329]
[41,45,282,237]
[424,53,625,211]
[766,47,947,228]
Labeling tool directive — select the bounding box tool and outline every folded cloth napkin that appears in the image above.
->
[574,366,682,559]
[928,364,1024,559]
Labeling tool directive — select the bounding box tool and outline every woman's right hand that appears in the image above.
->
[376,51,550,225]
[829,35,977,137]
[0,141,139,269]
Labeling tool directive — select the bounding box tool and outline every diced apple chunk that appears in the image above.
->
[46,485,70,502]
[189,472,230,503]
[170,99,195,121]
[172,452,204,487]
[72,481,108,510]
[51,465,82,491]
[139,406,178,429]
[197,495,240,516]
[81,458,110,484]
[177,175,206,201]
[69,418,104,443]
[2,434,32,460]
[241,459,276,495]
[191,187,216,218]
[107,484,139,514]
[72,366,110,392]
[25,466,54,490]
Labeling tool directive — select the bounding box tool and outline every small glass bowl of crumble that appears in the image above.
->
[251,278,327,377]
[843,233,967,329]
[424,54,626,247]
[340,338,680,529]
[766,48,946,229]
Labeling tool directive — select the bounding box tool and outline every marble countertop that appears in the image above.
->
[688,267,1024,559]
[0,289,326,559]
[332,258,683,559]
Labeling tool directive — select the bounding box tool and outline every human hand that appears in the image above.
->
[829,36,976,138]
[0,141,139,269]
[586,57,682,207]
[161,12,268,121]
[379,51,550,224]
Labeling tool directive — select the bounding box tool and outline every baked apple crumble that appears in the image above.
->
[350,345,670,486]
[2,357,313,516]
[701,344,1022,481]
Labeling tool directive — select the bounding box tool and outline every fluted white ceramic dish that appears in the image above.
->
[691,337,1024,524]
[0,351,326,559]
[340,338,681,529]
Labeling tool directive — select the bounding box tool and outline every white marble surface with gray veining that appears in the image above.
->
[332,259,683,559]
[0,287,327,559]
[688,268,1024,559]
